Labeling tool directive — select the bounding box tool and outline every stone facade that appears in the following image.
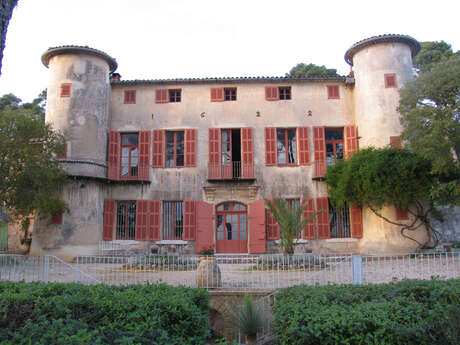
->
[20,34,448,259]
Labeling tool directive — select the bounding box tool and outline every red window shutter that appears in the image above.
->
[108,131,120,180]
[208,128,221,179]
[302,198,315,239]
[249,199,266,254]
[155,89,168,103]
[396,207,409,220]
[298,127,310,165]
[327,85,339,99]
[390,136,402,148]
[264,127,276,166]
[195,201,214,254]
[147,200,161,240]
[138,131,151,180]
[185,129,197,167]
[124,90,136,104]
[241,127,254,178]
[344,125,357,159]
[152,130,164,168]
[183,200,197,240]
[265,208,279,240]
[135,200,148,240]
[350,204,363,238]
[50,212,63,225]
[265,86,279,101]
[60,83,72,98]
[210,88,225,102]
[385,74,397,88]
[316,197,330,239]
[313,127,326,177]
[103,199,115,240]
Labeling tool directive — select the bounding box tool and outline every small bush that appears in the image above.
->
[0,281,210,345]
[274,279,460,345]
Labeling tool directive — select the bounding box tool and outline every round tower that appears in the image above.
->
[41,46,117,179]
[345,34,420,148]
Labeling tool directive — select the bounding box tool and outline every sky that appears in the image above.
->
[1,0,459,102]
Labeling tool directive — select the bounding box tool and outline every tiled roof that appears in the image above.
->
[111,75,349,85]
[344,34,421,66]
[41,45,118,72]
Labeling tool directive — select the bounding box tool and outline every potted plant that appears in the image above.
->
[235,295,264,345]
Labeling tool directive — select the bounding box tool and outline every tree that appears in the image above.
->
[413,41,459,72]
[286,63,338,77]
[0,95,67,245]
[398,55,460,206]
[264,198,318,255]
[324,148,438,248]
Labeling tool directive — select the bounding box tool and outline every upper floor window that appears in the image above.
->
[211,87,237,102]
[60,83,72,98]
[165,131,184,167]
[265,86,292,101]
[325,128,344,167]
[384,73,397,88]
[124,90,136,104]
[155,89,181,103]
[121,133,139,178]
[116,201,136,240]
[277,128,297,165]
[169,89,181,102]
[327,85,339,99]
[224,88,237,101]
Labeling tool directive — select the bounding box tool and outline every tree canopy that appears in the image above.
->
[324,148,437,248]
[399,54,460,205]
[0,93,66,238]
[413,41,459,72]
[286,63,338,77]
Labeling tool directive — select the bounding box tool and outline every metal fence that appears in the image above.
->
[1,252,459,289]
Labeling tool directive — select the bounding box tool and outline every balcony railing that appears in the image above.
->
[208,161,255,180]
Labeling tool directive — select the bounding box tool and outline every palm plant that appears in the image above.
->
[264,198,319,255]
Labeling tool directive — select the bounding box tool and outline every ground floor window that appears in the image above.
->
[329,199,350,238]
[163,201,184,239]
[116,201,136,239]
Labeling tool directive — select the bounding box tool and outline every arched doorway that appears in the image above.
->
[216,202,248,253]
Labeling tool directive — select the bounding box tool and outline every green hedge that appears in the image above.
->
[0,282,210,345]
[274,279,459,345]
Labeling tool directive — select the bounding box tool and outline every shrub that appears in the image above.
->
[0,281,210,344]
[273,279,460,345]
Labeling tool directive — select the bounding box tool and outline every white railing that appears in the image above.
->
[1,252,459,289]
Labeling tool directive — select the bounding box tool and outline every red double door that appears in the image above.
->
[216,202,248,253]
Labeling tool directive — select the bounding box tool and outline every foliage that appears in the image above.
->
[324,147,437,247]
[286,63,338,77]
[273,279,460,345]
[0,90,46,121]
[399,55,460,206]
[198,246,215,255]
[0,281,211,345]
[264,198,318,255]
[0,95,67,235]
[413,41,459,72]
[234,295,263,338]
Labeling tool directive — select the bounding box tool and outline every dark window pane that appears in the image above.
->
[325,129,343,140]
[121,133,138,145]
[176,132,184,155]
[288,129,296,163]
[277,129,286,164]
[176,154,184,167]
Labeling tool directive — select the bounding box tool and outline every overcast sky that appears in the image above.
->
[1,0,459,102]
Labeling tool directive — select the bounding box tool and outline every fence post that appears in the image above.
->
[44,255,50,283]
[75,256,80,283]
[352,254,363,285]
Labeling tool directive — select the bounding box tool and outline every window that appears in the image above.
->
[121,133,139,178]
[50,212,63,225]
[276,128,297,165]
[327,85,339,99]
[124,90,136,104]
[165,131,184,167]
[116,201,136,240]
[60,83,71,98]
[265,86,292,101]
[169,89,181,102]
[224,88,237,101]
[163,201,184,239]
[384,73,397,88]
[329,199,351,238]
[325,128,344,167]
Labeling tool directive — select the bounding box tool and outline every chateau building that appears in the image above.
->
[27,34,428,259]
